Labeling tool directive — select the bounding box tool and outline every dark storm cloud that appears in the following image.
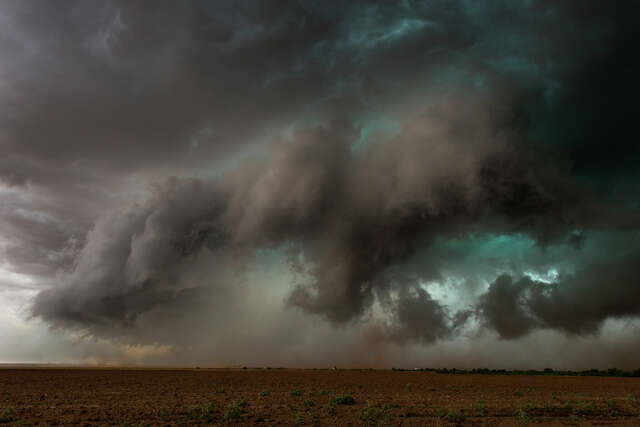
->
[517,1,640,193]
[32,177,226,330]
[0,0,483,278]
[0,0,637,357]
[32,94,638,342]
[0,0,334,171]
[479,251,640,338]
[2,0,592,181]
[370,280,472,345]
[0,0,342,290]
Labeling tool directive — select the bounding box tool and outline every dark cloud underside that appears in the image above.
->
[0,0,639,365]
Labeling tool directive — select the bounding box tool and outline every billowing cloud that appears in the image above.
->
[479,251,640,338]
[32,95,637,347]
[1,0,639,367]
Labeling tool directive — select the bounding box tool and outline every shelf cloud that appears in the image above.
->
[1,0,638,367]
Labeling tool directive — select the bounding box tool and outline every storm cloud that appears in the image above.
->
[32,96,637,344]
[1,0,639,366]
[479,252,640,339]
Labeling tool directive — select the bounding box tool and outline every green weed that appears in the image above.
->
[514,406,532,425]
[327,401,337,415]
[0,408,16,423]
[474,400,487,416]
[360,401,390,426]
[331,395,356,405]
[442,410,465,424]
[223,399,247,423]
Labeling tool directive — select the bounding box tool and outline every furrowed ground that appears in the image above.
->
[1,368,640,426]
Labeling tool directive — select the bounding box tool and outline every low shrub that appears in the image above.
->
[223,399,247,423]
[331,395,356,405]
[443,410,465,424]
[0,408,15,423]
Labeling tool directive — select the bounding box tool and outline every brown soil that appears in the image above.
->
[1,368,640,426]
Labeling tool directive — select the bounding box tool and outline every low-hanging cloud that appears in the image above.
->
[0,0,638,366]
[32,93,638,347]
[479,251,640,339]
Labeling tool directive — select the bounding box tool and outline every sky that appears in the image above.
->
[0,0,639,368]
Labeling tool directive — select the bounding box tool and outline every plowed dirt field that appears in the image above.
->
[1,368,640,426]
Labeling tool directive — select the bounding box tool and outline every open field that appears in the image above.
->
[1,368,640,426]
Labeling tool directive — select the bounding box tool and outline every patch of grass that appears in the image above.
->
[318,390,329,396]
[327,401,337,415]
[217,386,226,394]
[294,414,303,425]
[563,400,576,414]
[572,400,595,415]
[405,383,412,392]
[606,399,619,415]
[360,401,390,426]
[442,409,465,424]
[259,390,270,397]
[514,390,524,397]
[302,399,315,407]
[427,386,436,392]
[360,403,380,426]
[514,406,532,425]
[0,408,15,423]
[291,389,302,397]
[474,400,487,416]
[223,399,247,423]
[200,402,215,423]
[331,395,356,405]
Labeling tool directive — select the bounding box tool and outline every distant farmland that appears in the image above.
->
[2,367,640,425]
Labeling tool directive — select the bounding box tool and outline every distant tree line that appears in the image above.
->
[391,367,640,377]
